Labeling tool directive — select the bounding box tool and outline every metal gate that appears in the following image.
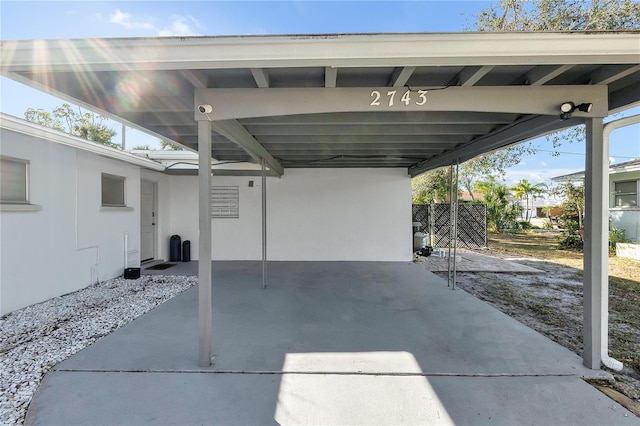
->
[412,203,487,249]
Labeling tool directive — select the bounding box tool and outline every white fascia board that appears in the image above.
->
[2,33,639,72]
[610,165,640,174]
[130,150,199,161]
[0,113,165,171]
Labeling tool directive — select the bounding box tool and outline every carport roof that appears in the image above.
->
[1,32,639,176]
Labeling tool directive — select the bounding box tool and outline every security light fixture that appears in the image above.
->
[576,103,593,113]
[560,102,593,120]
[560,102,575,113]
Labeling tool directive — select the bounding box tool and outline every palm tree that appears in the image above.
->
[510,179,547,221]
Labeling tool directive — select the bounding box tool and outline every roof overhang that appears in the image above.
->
[2,32,639,177]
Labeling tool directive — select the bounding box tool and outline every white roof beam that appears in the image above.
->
[409,115,585,177]
[524,64,575,86]
[244,124,494,136]
[325,66,337,88]
[255,135,467,144]
[590,64,640,85]
[195,86,608,120]
[241,112,516,125]
[209,119,283,176]
[179,70,209,88]
[390,66,416,87]
[251,68,270,88]
[453,65,494,87]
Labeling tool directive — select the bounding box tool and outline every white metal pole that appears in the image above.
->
[447,165,454,287]
[262,158,267,290]
[198,120,212,367]
[121,123,126,150]
[452,160,459,290]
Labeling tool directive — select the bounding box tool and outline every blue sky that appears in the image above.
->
[1,0,639,185]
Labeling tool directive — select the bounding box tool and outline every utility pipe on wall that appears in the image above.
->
[598,114,640,371]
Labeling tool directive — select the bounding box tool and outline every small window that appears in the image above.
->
[614,180,638,207]
[102,173,126,207]
[211,186,239,218]
[1,156,29,204]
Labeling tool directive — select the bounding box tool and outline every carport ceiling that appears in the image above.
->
[1,32,639,176]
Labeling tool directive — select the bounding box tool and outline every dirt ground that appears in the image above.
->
[422,231,640,412]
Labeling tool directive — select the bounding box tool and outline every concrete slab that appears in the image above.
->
[417,249,542,273]
[25,262,639,425]
[26,372,638,425]
[57,262,586,375]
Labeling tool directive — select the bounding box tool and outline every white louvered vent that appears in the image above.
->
[211,186,239,218]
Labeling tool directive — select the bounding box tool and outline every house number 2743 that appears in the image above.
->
[370,89,428,107]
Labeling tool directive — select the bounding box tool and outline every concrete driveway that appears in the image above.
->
[25,262,638,425]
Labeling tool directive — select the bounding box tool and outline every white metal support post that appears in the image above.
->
[452,160,459,290]
[583,117,606,370]
[447,165,454,287]
[262,158,267,290]
[198,120,212,367]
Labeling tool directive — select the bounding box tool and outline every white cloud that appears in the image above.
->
[504,168,578,186]
[108,8,155,31]
[540,161,547,167]
[157,15,201,37]
[106,9,201,36]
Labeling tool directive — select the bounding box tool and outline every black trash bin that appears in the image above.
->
[182,240,191,262]
[170,235,181,262]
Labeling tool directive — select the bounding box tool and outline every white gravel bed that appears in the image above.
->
[0,274,196,425]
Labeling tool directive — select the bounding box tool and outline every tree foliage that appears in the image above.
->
[473,0,640,31]
[475,176,522,232]
[458,144,537,200]
[552,182,585,249]
[24,104,119,149]
[160,140,184,151]
[411,167,450,204]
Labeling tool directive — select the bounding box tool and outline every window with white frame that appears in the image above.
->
[101,173,127,207]
[1,156,29,204]
[614,180,638,207]
[211,186,239,218]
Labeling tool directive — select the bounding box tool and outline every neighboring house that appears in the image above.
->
[552,159,640,243]
[0,113,412,315]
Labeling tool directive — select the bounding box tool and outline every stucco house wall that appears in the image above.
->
[0,122,163,315]
[168,168,413,261]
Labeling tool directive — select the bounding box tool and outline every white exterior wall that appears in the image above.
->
[169,168,412,261]
[0,128,144,315]
[610,210,640,243]
[609,171,640,243]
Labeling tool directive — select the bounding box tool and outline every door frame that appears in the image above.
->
[140,179,158,262]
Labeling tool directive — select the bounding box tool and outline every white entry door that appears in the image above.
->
[140,180,157,262]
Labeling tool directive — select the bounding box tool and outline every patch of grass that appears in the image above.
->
[488,231,640,375]
[488,232,640,292]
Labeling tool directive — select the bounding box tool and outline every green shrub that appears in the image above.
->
[609,226,628,254]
